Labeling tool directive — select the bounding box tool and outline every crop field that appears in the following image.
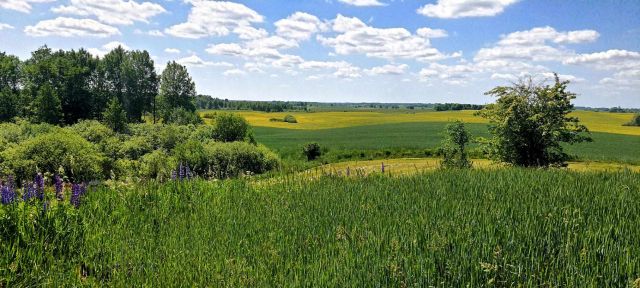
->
[203,110,640,136]
[4,169,638,286]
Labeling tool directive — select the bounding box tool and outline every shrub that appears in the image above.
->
[139,149,176,180]
[283,115,298,123]
[69,120,115,144]
[212,113,250,142]
[102,98,128,133]
[623,113,640,126]
[0,131,105,183]
[164,107,203,125]
[303,143,322,161]
[120,136,154,160]
[203,142,280,178]
[439,121,472,169]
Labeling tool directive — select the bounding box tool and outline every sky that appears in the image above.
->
[0,0,639,108]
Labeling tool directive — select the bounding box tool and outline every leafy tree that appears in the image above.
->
[103,97,128,133]
[439,121,472,169]
[477,74,591,167]
[0,88,18,122]
[0,52,21,92]
[121,50,158,122]
[157,61,196,120]
[212,113,249,142]
[33,84,62,124]
[303,143,322,161]
[623,113,640,126]
[165,107,203,125]
[102,46,127,104]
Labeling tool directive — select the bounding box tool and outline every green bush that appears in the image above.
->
[120,136,154,160]
[203,141,280,178]
[69,120,115,144]
[211,113,250,142]
[303,143,322,161]
[139,149,176,180]
[0,130,105,183]
[623,113,640,126]
[283,114,297,123]
[164,107,203,125]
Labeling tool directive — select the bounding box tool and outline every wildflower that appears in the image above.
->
[42,201,49,215]
[171,170,177,181]
[70,183,86,208]
[381,162,385,173]
[185,164,192,180]
[34,173,45,200]
[23,182,37,201]
[55,175,64,200]
[179,162,185,180]
[1,184,15,205]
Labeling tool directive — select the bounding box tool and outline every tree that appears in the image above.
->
[303,143,321,161]
[212,113,249,142]
[33,84,62,124]
[477,74,591,167]
[439,121,472,169]
[0,88,18,122]
[121,50,158,122]
[103,97,127,133]
[157,61,196,120]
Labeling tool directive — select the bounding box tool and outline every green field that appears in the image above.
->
[253,122,640,164]
[5,169,639,286]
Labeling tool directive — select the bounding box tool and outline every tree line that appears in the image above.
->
[195,95,308,112]
[0,46,197,126]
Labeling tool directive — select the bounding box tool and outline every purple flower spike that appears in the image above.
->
[179,162,185,180]
[23,182,37,201]
[1,184,15,205]
[35,173,45,199]
[171,170,177,181]
[70,183,86,208]
[55,175,64,200]
[185,164,192,180]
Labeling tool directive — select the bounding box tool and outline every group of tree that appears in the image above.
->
[195,95,308,112]
[0,47,198,127]
[433,103,485,111]
[442,74,592,168]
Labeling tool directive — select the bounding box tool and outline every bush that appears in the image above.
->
[139,149,176,180]
[439,121,472,169]
[283,115,297,123]
[203,142,280,178]
[623,113,640,126]
[164,108,203,125]
[69,120,115,144]
[303,143,322,161]
[0,131,105,183]
[212,113,250,142]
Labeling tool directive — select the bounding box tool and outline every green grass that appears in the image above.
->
[4,169,639,286]
[253,122,640,164]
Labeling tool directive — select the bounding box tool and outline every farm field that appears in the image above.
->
[6,169,638,286]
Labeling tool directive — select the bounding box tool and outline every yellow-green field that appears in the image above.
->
[202,110,640,136]
[309,158,640,177]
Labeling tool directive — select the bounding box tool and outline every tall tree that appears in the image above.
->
[103,97,128,133]
[0,52,21,121]
[33,83,62,124]
[102,46,127,108]
[122,50,158,122]
[477,74,592,167]
[157,61,196,120]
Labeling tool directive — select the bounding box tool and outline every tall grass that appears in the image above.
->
[4,169,638,286]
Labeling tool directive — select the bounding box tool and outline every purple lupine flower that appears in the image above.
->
[179,162,185,180]
[34,173,45,200]
[70,183,86,208]
[185,164,192,180]
[23,182,37,201]
[42,201,49,215]
[7,175,15,190]
[170,170,177,181]
[1,184,15,205]
[54,175,64,201]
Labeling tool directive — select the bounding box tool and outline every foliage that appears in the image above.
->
[434,103,484,111]
[195,94,307,112]
[211,113,251,142]
[32,83,62,124]
[623,113,640,126]
[164,107,203,125]
[0,131,105,183]
[102,97,128,133]
[157,61,196,120]
[439,121,472,169]
[303,142,322,161]
[477,74,592,167]
[283,114,298,123]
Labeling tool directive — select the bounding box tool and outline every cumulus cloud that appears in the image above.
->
[318,14,454,62]
[416,27,448,38]
[275,12,327,41]
[165,0,263,39]
[164,48,180,54]
[25,17,120,37]
[176,55,233,68]
[0,0,54,13]
[475,26,599,63]
[87,41,130,57]
[223,68,246,76]
[246,36,299,50]
[52,0,166,26]
[563,49,640,70]
[147,30,164,37]
[337,0,386,7]
[365,64,409,75]
[418,0,518,19]
[0,23,15,30]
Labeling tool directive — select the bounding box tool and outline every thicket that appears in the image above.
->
[623,113,640,126]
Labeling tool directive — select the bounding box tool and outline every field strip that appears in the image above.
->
[202,110,640,136]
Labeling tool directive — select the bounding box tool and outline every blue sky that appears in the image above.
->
[1,0,639,107]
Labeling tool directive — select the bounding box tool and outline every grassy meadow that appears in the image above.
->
[4,169,639,286]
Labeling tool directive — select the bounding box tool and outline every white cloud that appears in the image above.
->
[52,0,166,26]
[233,26,268,40]
[338,0,386,6]
[164,48,180,54]
[416,27,448,38]
[87,41,130,57]
[246,36,299,50]
[475,27,599,63]
[176,54,233,68]
[563,49,640,70]
[275,12,327,41]
[318,14,453,62]
[418,0,518,19]
[365,64,409,75]
[0,0,54,13]
[165,1,263,39]
[223,68,246,76]
[25,17,120,37]
[0,23,15,30]
[148,30,164,37]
